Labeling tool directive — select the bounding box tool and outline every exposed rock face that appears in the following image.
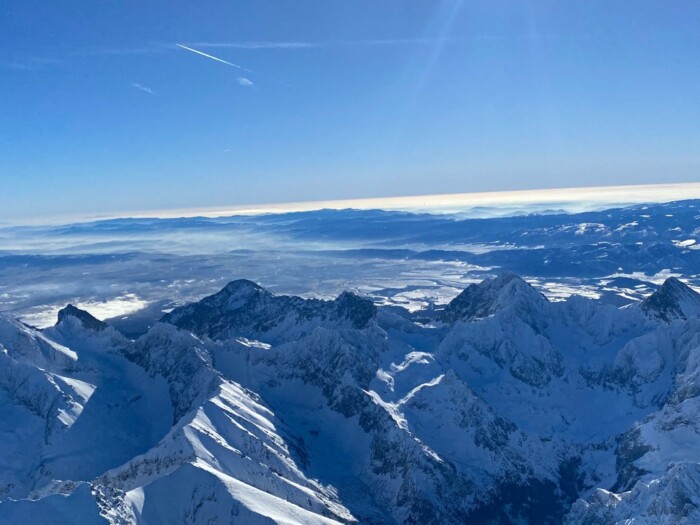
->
[640,277,700,322]
[160,279,377,341]
[57,304,109,332]
[437,272,548,323]
[566,463,700,525]
[2,275,700,524]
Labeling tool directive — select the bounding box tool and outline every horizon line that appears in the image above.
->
[5,181,700,227]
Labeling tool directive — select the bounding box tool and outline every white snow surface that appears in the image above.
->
[1,274,700,524]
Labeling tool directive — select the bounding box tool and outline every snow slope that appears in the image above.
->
[1,274,700,523]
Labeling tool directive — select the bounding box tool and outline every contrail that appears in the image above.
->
[175,44,253,73]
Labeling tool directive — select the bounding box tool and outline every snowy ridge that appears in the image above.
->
[566,463,700,525]
[99,380,354,524]
[437,272,548,323]
[160,279,376,343]
[1,275,700,523]
[640,276,700,322]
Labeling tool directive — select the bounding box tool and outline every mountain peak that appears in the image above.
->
[641,277,700,322]
[56,304,108,331]
[221,279,272,302]
[161,281,375,341]
[438,273,546,323]
[333,291,376,329]
[659,277,694,295]
[221,279,266,295]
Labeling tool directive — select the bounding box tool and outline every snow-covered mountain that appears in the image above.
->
[640,277,700,322]
[1,274,700,524]
[5,199,700,329]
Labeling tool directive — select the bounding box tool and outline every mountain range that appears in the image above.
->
[1,273,700,524]
[3,199,700,331]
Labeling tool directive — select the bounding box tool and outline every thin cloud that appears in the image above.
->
[187,38,454,50]
[132,83,154,95]
[175,44,252,73]
[1,57,61,71]
[237,77,254,87]
[187,41,318,50]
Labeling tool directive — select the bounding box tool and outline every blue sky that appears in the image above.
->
[1,1,699,222]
